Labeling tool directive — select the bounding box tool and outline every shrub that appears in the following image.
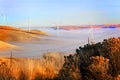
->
[58,37,120,80]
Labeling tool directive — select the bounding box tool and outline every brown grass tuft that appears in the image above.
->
[0,52,64,80]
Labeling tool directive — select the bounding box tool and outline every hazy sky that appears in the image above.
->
[0,0,120,27]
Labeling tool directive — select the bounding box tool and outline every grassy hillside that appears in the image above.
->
[0,25,48,50]
[0,25,48,35]
[0,25,42,42]
[0,41,20,50]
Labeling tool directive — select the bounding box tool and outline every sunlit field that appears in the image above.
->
[0,52,64,80]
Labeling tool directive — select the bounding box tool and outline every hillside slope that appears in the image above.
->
[0,25,42,42]
[0,41,20,50]
[0,25,48,50]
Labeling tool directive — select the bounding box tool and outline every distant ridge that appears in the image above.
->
[57,24,120,30]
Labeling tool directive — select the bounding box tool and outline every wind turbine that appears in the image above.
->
[28,17,30,32]
[1,14,7,25]
[87,25,94,44]
[57,26,60,36]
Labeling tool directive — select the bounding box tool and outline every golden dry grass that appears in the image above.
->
[27,30,49,36]
[0,52,64,80]
[0,25,48,50]
[0,25,48,42]
[0,26,40,42]
[0,41,20,50]
[0,25,48,35]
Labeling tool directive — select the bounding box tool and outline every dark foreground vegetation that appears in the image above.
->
[57,37,120,80]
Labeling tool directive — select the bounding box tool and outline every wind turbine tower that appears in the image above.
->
[28,17,30,32]
[88,25,94,44]
[1,14,7,25]
[57,26,60,36]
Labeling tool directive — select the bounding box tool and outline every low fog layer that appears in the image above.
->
[0,28,120,58]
